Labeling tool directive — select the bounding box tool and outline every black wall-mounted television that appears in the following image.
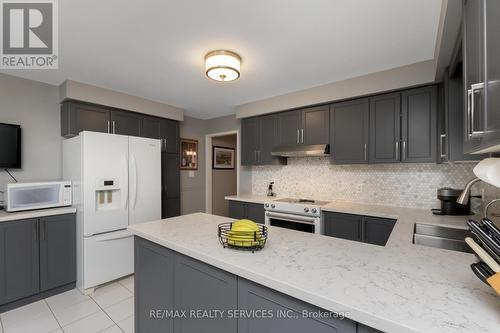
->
[0,123,21,168]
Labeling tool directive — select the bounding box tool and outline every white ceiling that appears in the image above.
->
[2,0,443,119]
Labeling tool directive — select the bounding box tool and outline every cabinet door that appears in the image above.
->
[61,102,111,137]
[401,86,437,163]
[369,93,401,163]
[141,116,162,139]
[246,203,265,224]
[323,212,362,242]
[463,0,486,151]
[162,198,181,219]
[330,99,369,164]
[162,153,180,199]
[111,110,141,136]
[228,201,246,220]
[241,118,260,165]
[174,253,237,333]
[362,217,396,246]
[259,114,282,165]
[0,219,39,305]
[161,119,180,154]
[39,214,76,291]
[135,237,174,333]
[238,278,355,333]
[302,105,330,145]
[278,110,302,146]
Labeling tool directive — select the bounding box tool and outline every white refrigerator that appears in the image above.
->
[63,131,161,293]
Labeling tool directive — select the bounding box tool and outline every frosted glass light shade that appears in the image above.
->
[205,50,241,82]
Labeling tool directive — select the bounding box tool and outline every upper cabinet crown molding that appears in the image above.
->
[59,80,184,122]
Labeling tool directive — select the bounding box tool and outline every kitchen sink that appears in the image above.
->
[413,223,473,253]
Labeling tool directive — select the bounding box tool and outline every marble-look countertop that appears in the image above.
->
[0,207,76,223]
[129,212,500,333]
[225,194,280,204]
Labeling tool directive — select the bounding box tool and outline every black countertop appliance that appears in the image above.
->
[432,187,472,215]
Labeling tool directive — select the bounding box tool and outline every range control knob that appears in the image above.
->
[265,203,270,208]
[304,207,309,213]
[271,204,275,209]
[311,208,317,214]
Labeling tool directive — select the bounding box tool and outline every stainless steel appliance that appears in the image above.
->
[264,198,329,234]
[4,181,72,212]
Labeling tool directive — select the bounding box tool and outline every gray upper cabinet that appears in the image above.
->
[484,0,500,140]
[259,114,281,164]
[110,110,141,136]
[0,219,39,305]
[140,115,162,139]
[39,214,76,291]
[238,278,356,333]
[330,98,369,164]
[174,253,238,333]
[242,116,284,166]
[241,117,261,165]
[61,101,111,137]
[401,86,437,163]
[301,105,330,145]
[278,110,302,146]
[161,119,180,154]
[135,237,175,333]
[369,93,401,163]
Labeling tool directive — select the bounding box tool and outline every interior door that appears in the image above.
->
[82,132,129,236]
[129,136,162,226]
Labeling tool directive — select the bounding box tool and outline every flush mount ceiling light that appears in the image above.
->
[205,50,241,82]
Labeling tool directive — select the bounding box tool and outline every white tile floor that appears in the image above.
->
[0,275,135,333]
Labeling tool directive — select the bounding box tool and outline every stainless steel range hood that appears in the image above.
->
[271,144,330,157]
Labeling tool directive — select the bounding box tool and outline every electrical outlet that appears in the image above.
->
[356,183,363,193]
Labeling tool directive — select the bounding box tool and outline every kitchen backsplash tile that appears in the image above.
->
[251,157,493,209]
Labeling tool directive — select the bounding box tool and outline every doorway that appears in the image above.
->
[205,130,239,215]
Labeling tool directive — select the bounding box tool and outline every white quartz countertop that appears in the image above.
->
[129,212,500,333]
[225,194,280,204]
[0,207,76,223]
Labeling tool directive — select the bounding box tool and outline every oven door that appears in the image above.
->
[265,211,318,234]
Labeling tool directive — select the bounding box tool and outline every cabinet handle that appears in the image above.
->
[107,120,110,134]
[297,129,300,143]
[439,134,447,159]
[41,221,46,240]
[396,141,400,160]
[112,121,116,134]
[33,223,38,241]
[301,129,304,143]
[402,140,407,161]
[467,88,473,138]
[364,143,367,161]
[163,139,167,152]
[470,82,487,136]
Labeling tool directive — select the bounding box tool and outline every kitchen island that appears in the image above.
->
[128,212,499,333]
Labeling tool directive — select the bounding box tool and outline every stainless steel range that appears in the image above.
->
[264,198,330,234]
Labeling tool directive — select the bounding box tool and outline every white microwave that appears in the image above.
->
[4,181,72,212]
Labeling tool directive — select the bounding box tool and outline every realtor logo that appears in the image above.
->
[1,0,58,69]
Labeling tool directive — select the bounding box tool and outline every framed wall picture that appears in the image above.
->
[180,138,198,170]
[213,146,235,169]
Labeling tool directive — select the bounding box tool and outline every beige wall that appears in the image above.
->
[235,60,436,118]
[0,74,62,188]
[60,80,184,121]
[211,135,237,217]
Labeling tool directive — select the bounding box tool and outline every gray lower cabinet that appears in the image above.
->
[238,278,355,333]
[401,86,437,163]
[162,153,180,218]
[135,237,378,333]
[0,218,39,305]
[174,252,238,333]
[61,101,111,137]
[330,99,369,164]
[369,93,401,163]
[228,200,265,224]
[135,237,174,333]
[39,215,76,291]
[110,110,142,136]
[0,214,76,310]
[324,212,395,246]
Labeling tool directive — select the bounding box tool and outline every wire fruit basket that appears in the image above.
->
[218,222,268,252]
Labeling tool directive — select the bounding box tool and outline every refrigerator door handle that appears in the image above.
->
[94,230,132,242]
[122,155,128,210]
[130,154,138,209]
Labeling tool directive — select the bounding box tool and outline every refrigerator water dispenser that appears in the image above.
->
[95,179,121,210]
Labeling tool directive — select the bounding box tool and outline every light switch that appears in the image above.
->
[189,171,195,178]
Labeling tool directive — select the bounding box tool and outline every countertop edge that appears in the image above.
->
[0,207,77,223]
